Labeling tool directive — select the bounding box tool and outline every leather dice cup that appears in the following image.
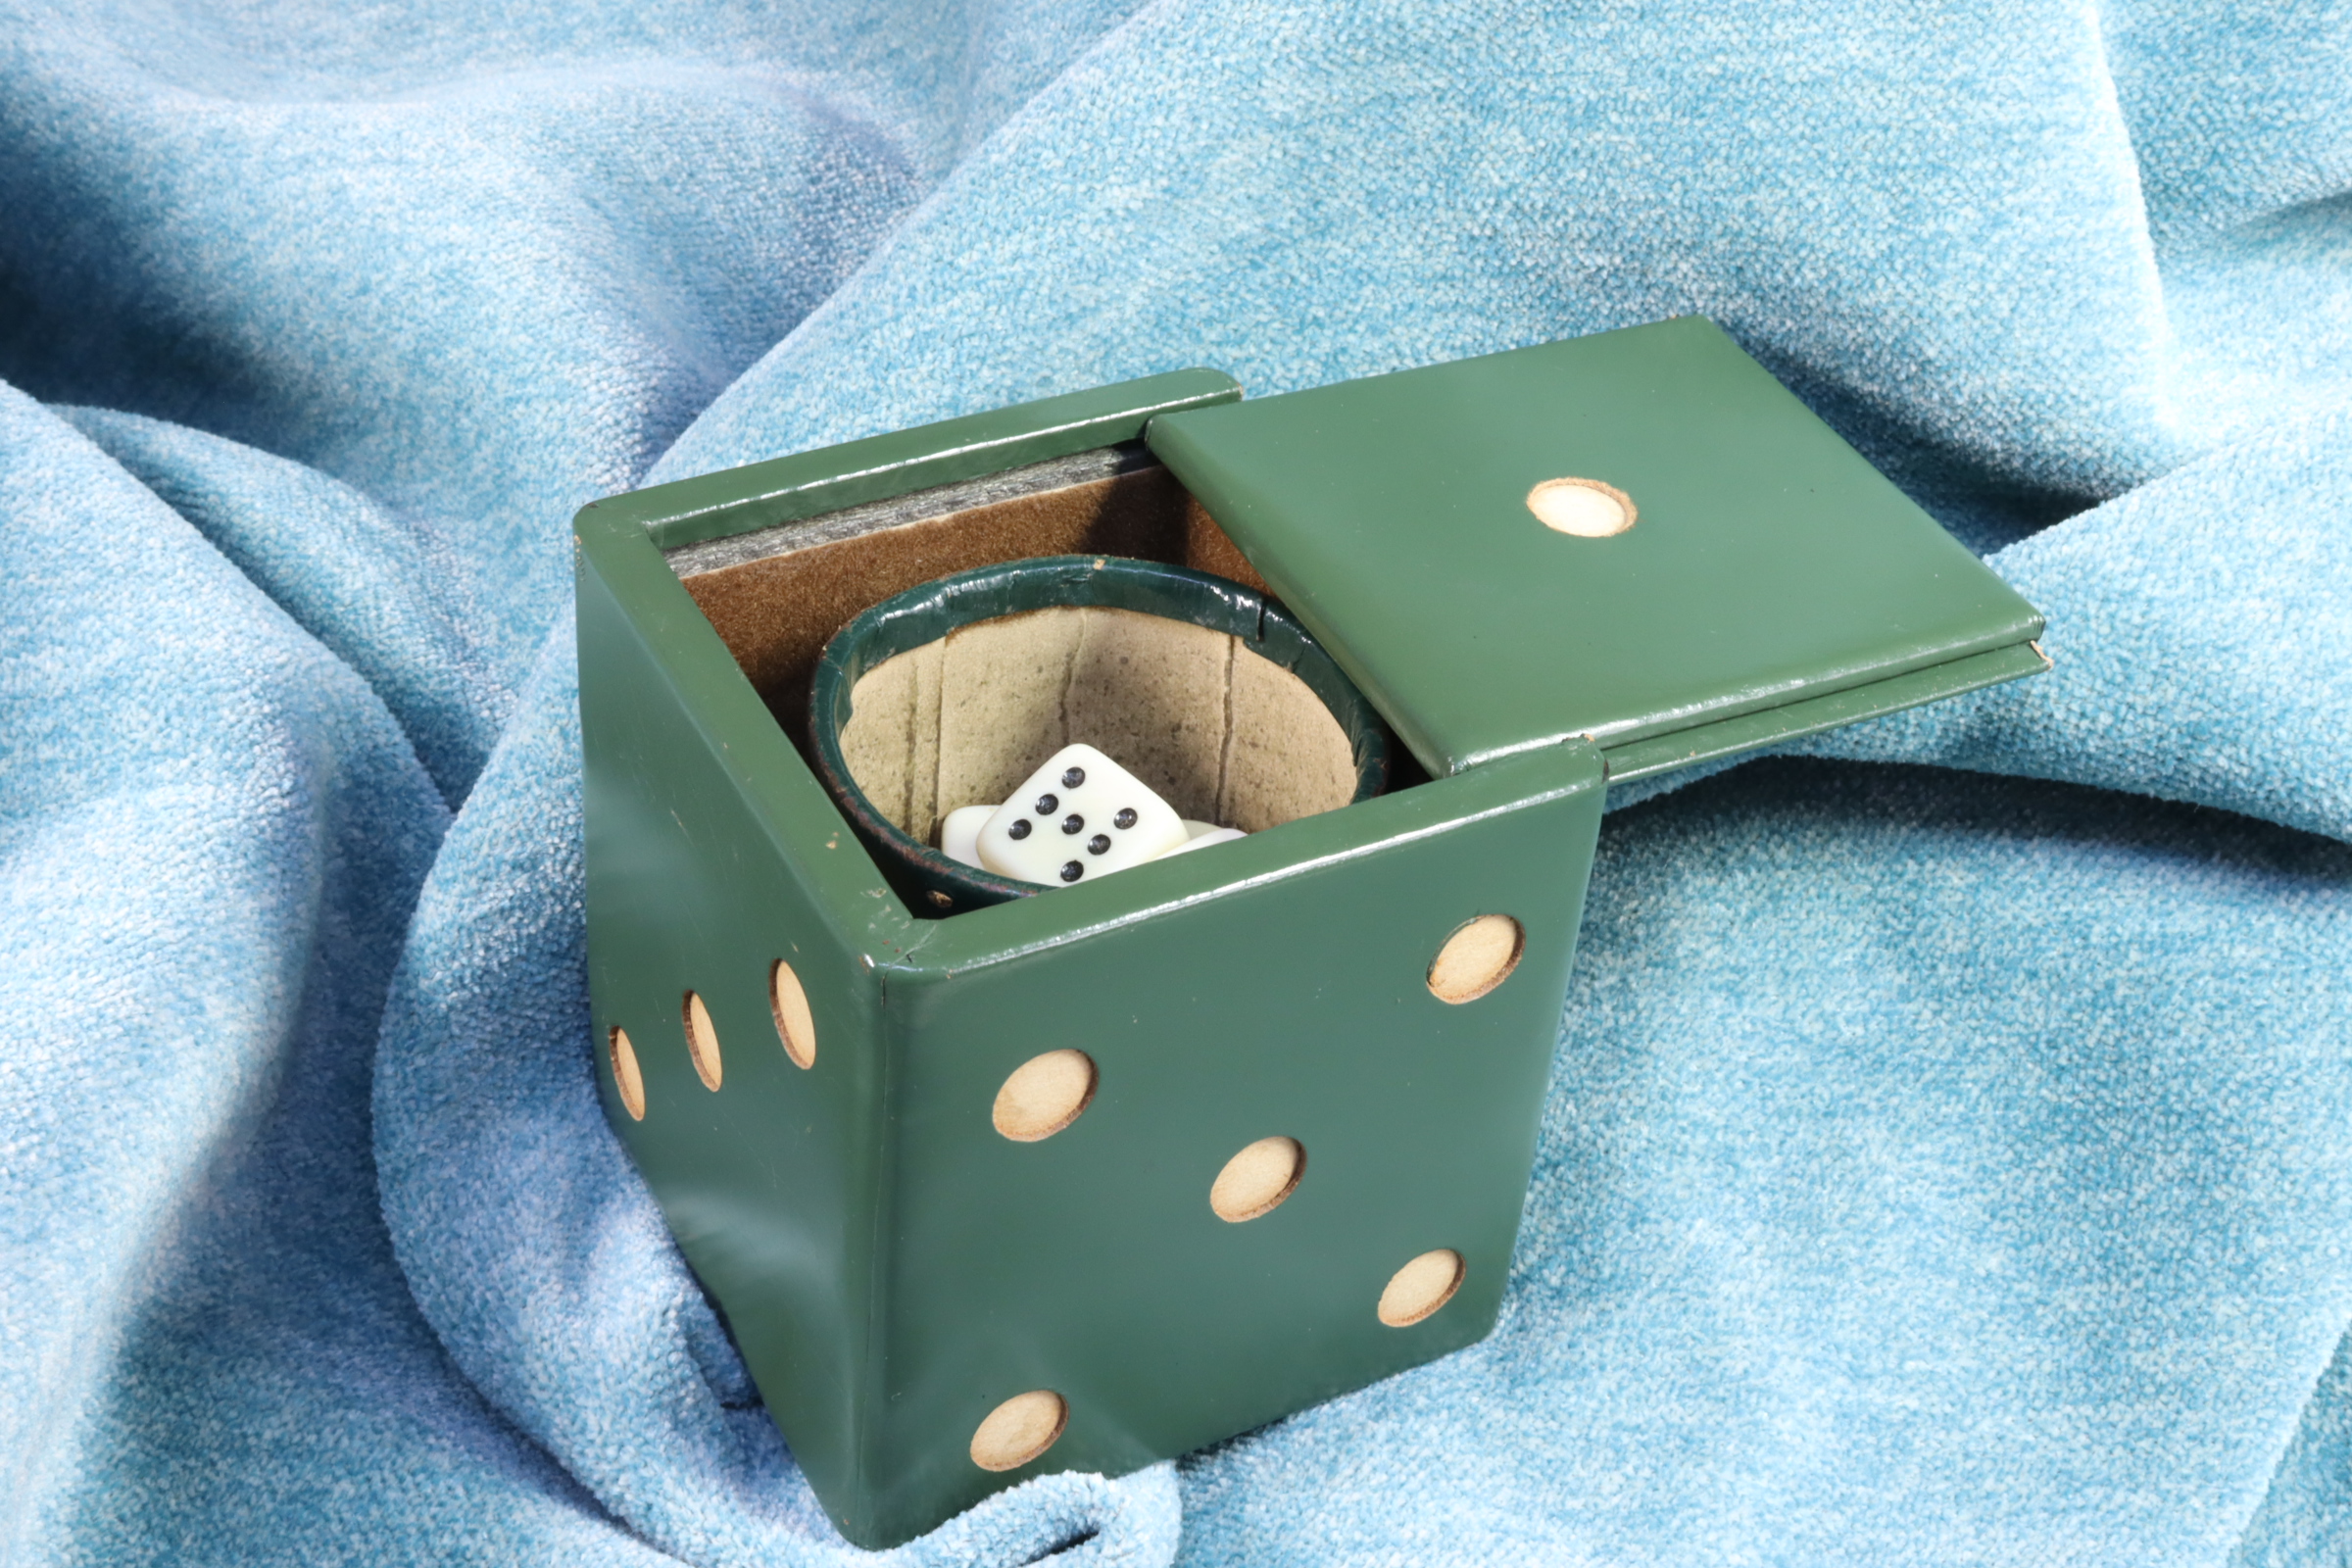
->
[808,554,1393,914]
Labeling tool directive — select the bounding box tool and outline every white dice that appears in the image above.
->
[939,805,993,870]
[975,744,1190,886]
[1156,826,1248,859]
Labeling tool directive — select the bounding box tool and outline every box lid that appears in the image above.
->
[1146,318,2045,779]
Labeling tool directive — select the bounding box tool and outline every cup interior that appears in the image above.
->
[810,556,1389,910]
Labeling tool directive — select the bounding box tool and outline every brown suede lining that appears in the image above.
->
[678,465,1274,758]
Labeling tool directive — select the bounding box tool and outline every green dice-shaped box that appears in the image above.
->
[575,318,2045,1546]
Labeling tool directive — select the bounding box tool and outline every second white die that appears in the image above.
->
[975,744,1189,885]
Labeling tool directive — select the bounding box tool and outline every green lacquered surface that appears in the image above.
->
[596,368,1238,552]
[574,393,1607,1545]
[1147,317,2046,777]
[862,740,1603,1541]
[576,505,917,1526]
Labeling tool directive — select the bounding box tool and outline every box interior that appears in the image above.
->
[666,445,1417,870]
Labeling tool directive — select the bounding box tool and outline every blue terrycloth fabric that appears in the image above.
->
[3,1,2349,1563]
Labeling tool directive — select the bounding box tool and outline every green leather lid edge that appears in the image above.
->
[1600,639,2050,783]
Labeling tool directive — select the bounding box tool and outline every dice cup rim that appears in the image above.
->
[809,554,1391,913]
